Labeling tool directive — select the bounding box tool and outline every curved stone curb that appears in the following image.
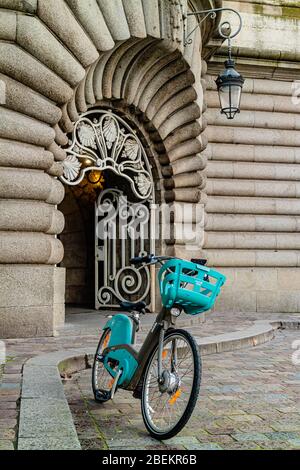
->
[197,320,277,355]
[17,319,300,450]
[17,348,95,451]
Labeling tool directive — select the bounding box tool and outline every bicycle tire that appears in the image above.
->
[141,329,201,440]
[92,329,113,403]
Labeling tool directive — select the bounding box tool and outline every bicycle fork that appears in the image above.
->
[157,320,170,383]
[157,328,165,383]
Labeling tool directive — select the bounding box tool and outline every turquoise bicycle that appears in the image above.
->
[92,254,226,440]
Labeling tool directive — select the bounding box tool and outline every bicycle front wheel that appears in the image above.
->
[92,329,114,403]
[141,329,201,440]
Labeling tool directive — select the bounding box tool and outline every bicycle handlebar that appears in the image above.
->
[130,254,174,266]
[130,254,208,267]
[130,254,155,265]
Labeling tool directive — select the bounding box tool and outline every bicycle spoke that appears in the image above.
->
[143,333,196,435]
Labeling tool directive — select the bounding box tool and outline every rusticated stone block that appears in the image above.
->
[66,0,114,51]
[38,0,99,67]
[0,265,65,338]
[0,73,62,125]
[141,0,160,39]
[17,16,85,88]
[0,200,64,234]
[0,10,16,41]
[122,0,147,38]
[0,168,64,205]
[0,232,64,264]
[0,108,55,147]
[0,0,37,13]
[97,0,131,41]
[0,43,73,104]
[0,139,54,171]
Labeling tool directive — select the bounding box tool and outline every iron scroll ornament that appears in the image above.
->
[60,110,153,201]
[95,189,152,307]
[182,7,243,47]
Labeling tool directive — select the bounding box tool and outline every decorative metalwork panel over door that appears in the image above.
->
[61,109,153,200]
[95,189,154,309]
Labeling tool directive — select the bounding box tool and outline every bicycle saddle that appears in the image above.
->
[119,301,147,312]
[191,258,207,266]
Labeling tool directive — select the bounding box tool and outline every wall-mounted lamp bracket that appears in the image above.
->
[182,7,242,49]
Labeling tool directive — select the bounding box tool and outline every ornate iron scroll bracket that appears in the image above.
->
[182,7,242,48]
[60,110,154,201]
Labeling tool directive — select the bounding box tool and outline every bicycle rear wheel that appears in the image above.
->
[92,329,114,403]
[141,329,201,440]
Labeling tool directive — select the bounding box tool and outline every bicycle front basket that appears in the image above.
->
[158,259,226,315]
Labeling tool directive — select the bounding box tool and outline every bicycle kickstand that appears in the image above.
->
[111,369,122,399]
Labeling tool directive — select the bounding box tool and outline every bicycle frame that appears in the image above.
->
[99,253,217,395]
[102,307,176,392]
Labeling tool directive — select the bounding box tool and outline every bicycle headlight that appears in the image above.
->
[170,307,181,317]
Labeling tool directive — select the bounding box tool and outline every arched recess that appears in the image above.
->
[0,0,220,338]
[59,105,162,311]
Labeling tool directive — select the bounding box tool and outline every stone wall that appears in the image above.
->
[202,0,300,312]
[0,0,213,337]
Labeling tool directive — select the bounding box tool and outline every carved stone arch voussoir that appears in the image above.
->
[59,39,207,204]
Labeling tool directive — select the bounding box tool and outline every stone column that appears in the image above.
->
[0,110,66,338]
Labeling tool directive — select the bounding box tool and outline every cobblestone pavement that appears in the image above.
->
[0,311,299,450]
[0,355,19,450]
[64,329,300,450]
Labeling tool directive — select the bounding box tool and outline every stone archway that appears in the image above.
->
[60,106,161,312]
[0,0,221,338]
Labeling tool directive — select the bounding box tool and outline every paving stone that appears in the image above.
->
[0,410,17,419]
[264,432,300,441]
[108,437,160,448]
[0,383,20,390]
[0,429,15,440]
[0,402,17,410]
[185,443,223,450]
[229,414,263,423]
[162,436,199,446]
[224,442,263,450]
[18,436,81,450]
[287,439,300,449]
[80,438,107,450]
[231,432,270,443]
[3,311,300,451]
[270,422,300,432]
[0,419,16,428]
[22,365,65,399]
[260,440,297,450]
[19,397,78,440]
[0,440,14,450]
[236,423,275,433]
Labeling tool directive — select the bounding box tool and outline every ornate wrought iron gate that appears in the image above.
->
[60,108,156,310]
[95,188,154,309]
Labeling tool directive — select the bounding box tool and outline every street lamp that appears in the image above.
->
[215,55,244,119]
[182,7,244,119]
